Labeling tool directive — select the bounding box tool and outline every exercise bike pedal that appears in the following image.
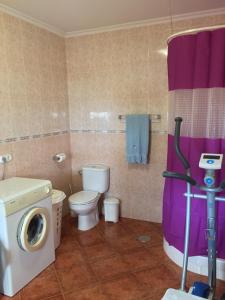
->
[191,282,210,298]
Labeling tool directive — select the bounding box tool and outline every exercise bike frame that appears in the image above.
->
[163,117,225,300]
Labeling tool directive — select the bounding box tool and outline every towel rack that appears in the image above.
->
[118,114,161,122]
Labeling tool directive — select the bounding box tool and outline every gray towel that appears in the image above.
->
[126,114,150,164]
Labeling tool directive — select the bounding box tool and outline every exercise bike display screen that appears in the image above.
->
[203,155,221,160]
[199,153,223,170]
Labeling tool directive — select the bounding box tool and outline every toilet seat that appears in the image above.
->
[69,191,99,205]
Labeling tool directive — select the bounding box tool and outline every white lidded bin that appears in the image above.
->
[52,189,66,249]
[104,197,120,223]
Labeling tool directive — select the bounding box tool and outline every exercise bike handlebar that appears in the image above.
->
[163,171,196,186]
[174,117,190,170]
[165,117,225,189]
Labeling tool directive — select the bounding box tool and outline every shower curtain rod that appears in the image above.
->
[167,24,225,43]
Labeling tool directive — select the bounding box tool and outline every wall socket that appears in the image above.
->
[0,154,12,164]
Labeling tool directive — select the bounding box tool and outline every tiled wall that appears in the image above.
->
[66,14,225,222]
[0,12,72,213]
[1,9,225,222]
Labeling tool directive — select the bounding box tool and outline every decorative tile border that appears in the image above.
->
[20,136,30,141]
[0,130,69,144]
[70,129,168,134]
[0,128,167,145]
[70,129,125,134]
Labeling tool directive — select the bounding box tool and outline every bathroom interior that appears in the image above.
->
[0,0,225,299]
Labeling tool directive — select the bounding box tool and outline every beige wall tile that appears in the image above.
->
[0,134,72,214]
[66,14,225,222]
[1,9,225,223]
[0,12,71,215]
[0,11,70,138]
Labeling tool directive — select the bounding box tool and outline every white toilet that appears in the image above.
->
[69,164,109,231]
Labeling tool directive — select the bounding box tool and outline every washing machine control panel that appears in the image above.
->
[0,178,52,216]
[5,185,52,216]
[199,153,223,170]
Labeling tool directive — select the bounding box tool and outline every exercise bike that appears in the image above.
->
[162,117,225,300]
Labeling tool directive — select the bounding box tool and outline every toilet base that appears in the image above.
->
[78,207,99,231]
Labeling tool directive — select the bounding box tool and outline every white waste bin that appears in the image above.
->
[104,197,120,223]
[52,189,66,249]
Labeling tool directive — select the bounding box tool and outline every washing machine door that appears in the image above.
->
[17,207,49,252]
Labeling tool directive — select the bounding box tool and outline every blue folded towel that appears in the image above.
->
[126,114,150,164]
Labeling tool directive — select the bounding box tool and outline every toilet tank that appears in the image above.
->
[82,164,109,193]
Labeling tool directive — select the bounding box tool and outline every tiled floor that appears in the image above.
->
[1,216,225,299]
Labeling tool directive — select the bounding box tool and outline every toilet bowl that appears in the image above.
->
[69,191,100,231]
[69,164,109,231]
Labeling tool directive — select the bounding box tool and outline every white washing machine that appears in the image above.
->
[0,177,55,297]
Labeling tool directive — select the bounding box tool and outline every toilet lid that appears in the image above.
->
[69,191,99,205]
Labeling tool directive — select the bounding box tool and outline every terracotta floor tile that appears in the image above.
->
[56,263,97,293]
[64,284,110,300]
[82,241,116,262]
[134,264,180,293]
[122,219,158,234]
[153,222,163,233]
[98,222,130,239]
[143,231,163,248]
[119,217,134,224]
[44,295,64,300]
[61,226,77,239]
[76,229,104,247]
[143,288,167,300]
[90,255,130,281]
[120,219,163,248]
[56,237,80,254]
[160,257,181,278]
[0,293,21,300]
[108,235,144,253]
[38,264,55,276]
[61,217,78,237]
[102,273,148,300]
[145,245,169,263]
[20,266,61,300]
[216,280,225,298]
[55,248,85,269]
[123,247,164,271]
[12,216,225,299]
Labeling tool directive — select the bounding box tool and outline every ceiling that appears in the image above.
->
[0,0,225,34]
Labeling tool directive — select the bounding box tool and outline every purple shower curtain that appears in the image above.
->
[163,28,225,259]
